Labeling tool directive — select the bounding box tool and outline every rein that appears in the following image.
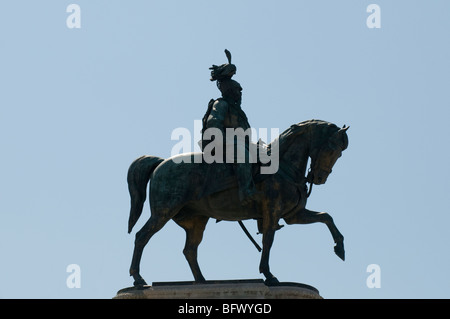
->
[306,168,313,198]
[279,158,315,198]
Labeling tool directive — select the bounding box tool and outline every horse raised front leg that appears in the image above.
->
[284,208,345,261]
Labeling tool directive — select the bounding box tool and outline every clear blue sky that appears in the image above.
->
[1,1,449,298]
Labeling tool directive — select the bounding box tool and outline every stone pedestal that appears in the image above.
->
[114,279,322,299]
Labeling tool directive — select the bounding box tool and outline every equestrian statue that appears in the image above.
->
[126,50,349,286]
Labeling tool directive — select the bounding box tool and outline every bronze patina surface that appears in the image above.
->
[126,51,349,287]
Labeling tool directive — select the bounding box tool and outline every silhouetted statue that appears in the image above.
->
[126,50,349,287]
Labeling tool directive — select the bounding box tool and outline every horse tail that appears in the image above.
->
[127,155,165,233]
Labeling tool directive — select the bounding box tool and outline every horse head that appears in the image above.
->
[308,125,349,185]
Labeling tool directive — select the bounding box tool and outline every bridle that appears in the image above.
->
[306,145,340,198]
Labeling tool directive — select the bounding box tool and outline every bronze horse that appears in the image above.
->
[127,119,349,286]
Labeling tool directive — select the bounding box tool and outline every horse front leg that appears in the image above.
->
[259,228,280,285]
[284,208,345,261]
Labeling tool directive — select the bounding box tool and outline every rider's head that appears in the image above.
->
[210,50,242,104]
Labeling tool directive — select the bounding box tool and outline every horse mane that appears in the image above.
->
[267,119,339,155]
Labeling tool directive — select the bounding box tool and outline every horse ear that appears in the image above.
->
[338,125,349,150]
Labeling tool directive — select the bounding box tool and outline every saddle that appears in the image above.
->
[197,159,260,200]
[196,140,269,200]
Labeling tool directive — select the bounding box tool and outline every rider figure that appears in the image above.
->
[201,50,259,205]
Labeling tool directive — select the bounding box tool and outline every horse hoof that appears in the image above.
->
[133,276,148,287]
[194,278,206,284]
[264,276,280,286]
[334,243,345,261]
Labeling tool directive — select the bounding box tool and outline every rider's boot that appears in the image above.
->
[235,162,262,205]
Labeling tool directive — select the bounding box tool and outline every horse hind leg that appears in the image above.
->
[173,214,209,283]
[129,213,172,286]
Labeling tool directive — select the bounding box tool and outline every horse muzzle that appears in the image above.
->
[309,169,330,185]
